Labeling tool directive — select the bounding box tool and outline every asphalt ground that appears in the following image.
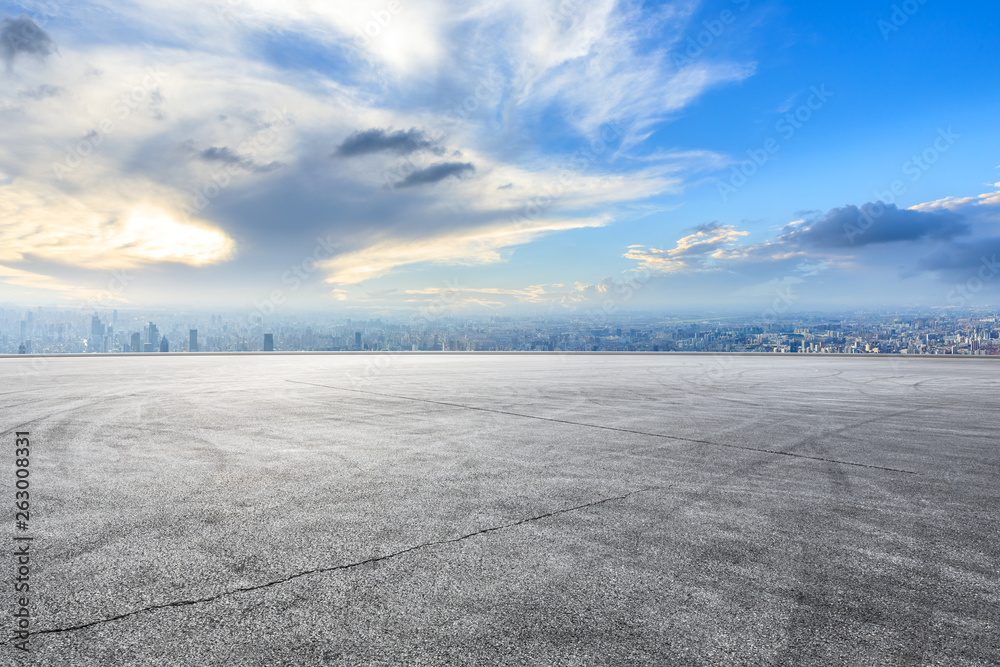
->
[0,354,997,665]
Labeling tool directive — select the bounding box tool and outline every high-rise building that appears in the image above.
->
[91,314,106,352]
[355,331,362,349]
[190,329,198,352]
[159,337,169,353]
[148,323,159,350]
[130,332,141,353]
[263,333,274,352]
[19,320,26,340]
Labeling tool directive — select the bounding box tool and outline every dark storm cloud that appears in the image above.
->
[18,84,62,99]
[394,162,475,188]
[200,146,242,164]
[1,15,56,66]
[780,203,969,248]
[198,145,284,173]
[917,238,1000,273]
[333,128,443,157]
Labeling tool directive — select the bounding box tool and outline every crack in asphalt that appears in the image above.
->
[286,380,917,474]
[7,487,657,642]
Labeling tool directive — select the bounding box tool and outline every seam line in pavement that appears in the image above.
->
[6,487,657,643]
[286,379,917,475]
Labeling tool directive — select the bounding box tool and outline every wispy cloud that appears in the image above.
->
[322,215,609,286]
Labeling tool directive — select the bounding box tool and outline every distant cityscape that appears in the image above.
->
[2,306,999,356]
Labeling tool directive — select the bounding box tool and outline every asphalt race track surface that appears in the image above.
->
[1,354,998,665]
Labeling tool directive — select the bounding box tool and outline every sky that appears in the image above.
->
[1,0,998,318]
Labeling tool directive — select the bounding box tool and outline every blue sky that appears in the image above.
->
[0,0,998,316]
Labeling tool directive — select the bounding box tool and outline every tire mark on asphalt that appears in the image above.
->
[4,486,659,642]
[286,380,917,475]
[0,397,111,435]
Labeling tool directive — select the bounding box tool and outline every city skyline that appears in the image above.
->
[1,1,999,313]
[5,305,999,356]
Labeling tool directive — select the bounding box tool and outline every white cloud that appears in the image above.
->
[322,215,609,285]
[0,182,234,269]
[909,184,1000,218]
[623,223,749,274]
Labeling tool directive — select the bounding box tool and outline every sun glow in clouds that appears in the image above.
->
[0,184,235,271]
[119,208,235,266]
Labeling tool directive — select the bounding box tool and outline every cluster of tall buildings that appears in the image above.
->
[2,307,999,355]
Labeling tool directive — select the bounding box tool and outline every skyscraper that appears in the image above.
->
[263,333,274,352]
[159,337,169,353]
[148,323,159,350]
[131,332,141,353]
[91,314,105,352]
[355,331,362,349]
[190,329,198,352]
